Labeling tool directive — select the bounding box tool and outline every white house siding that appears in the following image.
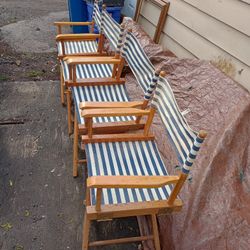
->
[138,0,250,91]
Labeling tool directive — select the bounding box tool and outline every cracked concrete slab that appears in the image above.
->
[1,11,68,53]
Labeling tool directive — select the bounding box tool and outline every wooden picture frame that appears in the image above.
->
[134,0,169,43]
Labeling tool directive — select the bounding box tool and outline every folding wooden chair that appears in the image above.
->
[54,0,103,59]
[55,0,108,105]
[64,30,165,177]
[80,75,207,249]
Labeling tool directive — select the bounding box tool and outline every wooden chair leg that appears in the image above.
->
[60,70,65,106]
[73,113,79,177]
[151,214,161,250]
[82,212,91,250]
[66,90,73,135]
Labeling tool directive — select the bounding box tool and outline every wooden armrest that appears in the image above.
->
[80,101,144,109]
[54,21,93,26]
[87,176,179,189]
[64,56,122,65]
[81,108,150,118]
[56,33,101,41]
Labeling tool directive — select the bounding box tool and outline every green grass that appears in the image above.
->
[0,75,9,81]
[27,70,43,78]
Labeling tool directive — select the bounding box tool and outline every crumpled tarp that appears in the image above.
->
[123,21,250,250]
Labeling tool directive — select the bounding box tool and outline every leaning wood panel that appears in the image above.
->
[166,0,250,66]
[136,0,169,43]
[163,16,250,91]
[140,0,162,25]
[182,0,250,36]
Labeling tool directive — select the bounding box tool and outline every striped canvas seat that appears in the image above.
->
[73,85,134,124]
[57,40,98,56]
[61,60,113,81]
[60,60,134,124]
[85,140,173,205]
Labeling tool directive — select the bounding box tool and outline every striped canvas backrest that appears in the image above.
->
[152,77,205,174]
[122,32,155,92]
[102,9,121,50]
[92,1,102,30]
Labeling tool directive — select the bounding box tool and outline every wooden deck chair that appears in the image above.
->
[72,69,164,177]
[55,0,106,105]
[62,21,127,136]
[80,76,207,249]
[54,0,104,59]
[64,29,165,177]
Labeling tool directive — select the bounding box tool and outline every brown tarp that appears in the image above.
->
[123,20,250,250]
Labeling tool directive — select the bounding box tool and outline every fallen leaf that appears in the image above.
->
[14,244,24,250]
[0,222,13,231]
[24,210,30,217]
[16,60,21,66]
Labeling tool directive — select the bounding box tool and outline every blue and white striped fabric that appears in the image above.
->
[102,10,121,50]
[61,60,113,81]
[122,32,155,92]
[57,40,97,56]
[57,2,101,57]
[85,140,173,205]
[92,1,102,30]
[144,70,160,101]
[152,77,204,174]
[60,60,134,124]
[73,84,134,124]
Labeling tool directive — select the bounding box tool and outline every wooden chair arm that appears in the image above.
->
[54,21,93,26]
[79,101,144,110]
[87,176,180,189]
[64,56,121,66]
[56,33,101,42]
[81,108,150,118]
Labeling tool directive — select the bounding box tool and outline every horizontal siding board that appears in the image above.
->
[159,34,197,58]
[140,0,162,26]
[163,16,250,90]
[181,0,250,36]
[166,0,250,66]
[138,16,156,39]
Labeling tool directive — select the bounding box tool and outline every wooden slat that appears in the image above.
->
[81,108,150,118]
[56,33,100,41]
[81,133,155,143]
[87,176,179,189]
[65,56,121,65]
[86,199,183,220]
[89,236,154,247]
[79,101,143,109]
[54,21,93,26]
[78,121,145,135]
[66,78,125,87]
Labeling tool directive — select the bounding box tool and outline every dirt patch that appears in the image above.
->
[0,38,59,82]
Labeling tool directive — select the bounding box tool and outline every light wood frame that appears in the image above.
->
[134,0,169,43]
[80,107,207,249]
